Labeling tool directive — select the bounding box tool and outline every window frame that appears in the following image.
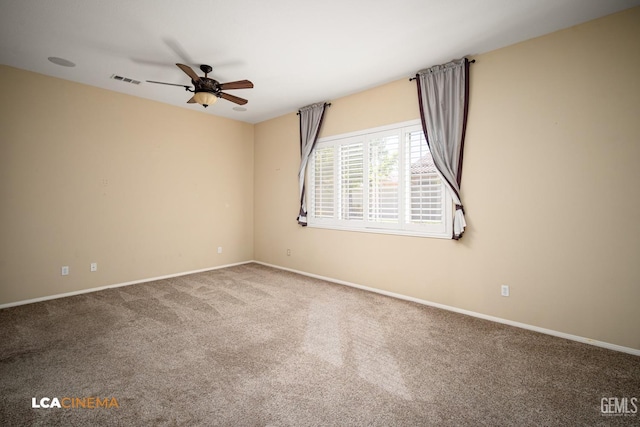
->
[307,120,453,239]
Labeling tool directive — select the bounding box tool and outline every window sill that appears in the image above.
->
[306,222,452,239]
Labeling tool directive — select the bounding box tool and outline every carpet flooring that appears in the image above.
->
[1,263,638,426]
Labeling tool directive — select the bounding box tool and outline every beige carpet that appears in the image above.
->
[1,263,638,426]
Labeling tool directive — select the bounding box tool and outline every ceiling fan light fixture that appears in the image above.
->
[193,91,217,107]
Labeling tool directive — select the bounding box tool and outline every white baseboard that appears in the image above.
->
[253,261,640,357]
[0,261,253,310]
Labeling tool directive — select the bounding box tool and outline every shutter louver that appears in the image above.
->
[339,142,364,220]
[311,146,335,218]
[368,135,399,223]
[406,131,443,224]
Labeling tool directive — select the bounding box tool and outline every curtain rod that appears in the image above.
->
[409,59,475,81]
[297,102,331,115]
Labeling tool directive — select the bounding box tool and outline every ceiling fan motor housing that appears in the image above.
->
[195,77,220,94]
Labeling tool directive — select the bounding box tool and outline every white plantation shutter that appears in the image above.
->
[368,135,399,224]
[339,141,364,220]
[307,120,452,238]
[405,130,443,224]
[310,146,335,218]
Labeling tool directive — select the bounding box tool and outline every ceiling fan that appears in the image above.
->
[146,63,253,108]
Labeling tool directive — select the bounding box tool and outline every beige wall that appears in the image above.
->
[254,8,640,350]
[0,66,254,304]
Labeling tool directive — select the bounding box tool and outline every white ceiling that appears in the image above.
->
[1,0,639,124]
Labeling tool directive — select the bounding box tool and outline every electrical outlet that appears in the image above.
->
[217,247,223,254]
[61,266,69,276]
[90,263,97,272]
[501,285,510,297]
[286,249,291,256]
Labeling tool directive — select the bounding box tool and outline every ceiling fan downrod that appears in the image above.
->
[199,64,213,78]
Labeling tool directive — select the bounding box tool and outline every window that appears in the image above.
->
[308,120,452,238]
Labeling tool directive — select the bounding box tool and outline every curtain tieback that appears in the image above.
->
[455,204,465,214]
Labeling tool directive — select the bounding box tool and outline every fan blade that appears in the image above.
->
[146,80,191,89]
[176,63,200,82]
[164,38,193,65]
[219,80,254,90]
[187,96,197,104]
[219,92,248,105]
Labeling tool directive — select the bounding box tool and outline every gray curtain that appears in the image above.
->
[416,58,470,240]
[297,102,328,226]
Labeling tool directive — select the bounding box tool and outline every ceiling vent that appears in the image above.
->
[110,75,141,85]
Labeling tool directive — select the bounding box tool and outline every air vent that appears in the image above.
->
[110,75,141,85]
